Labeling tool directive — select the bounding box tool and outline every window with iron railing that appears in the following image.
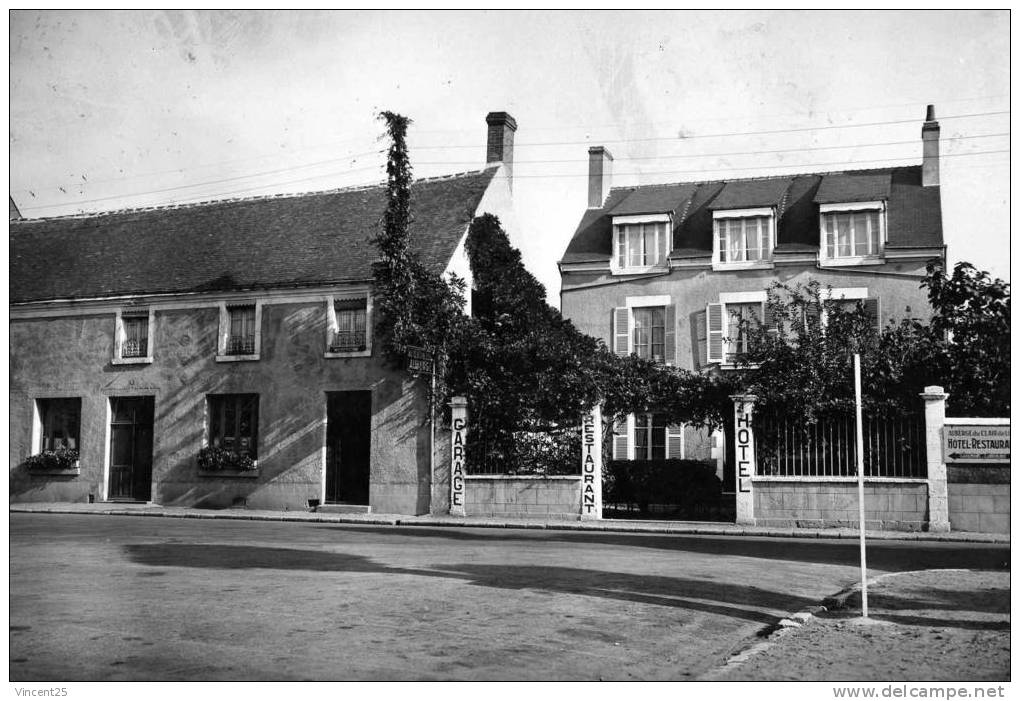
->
[226,305,257,356]
[121,313,149,358]
[330,298,368,353]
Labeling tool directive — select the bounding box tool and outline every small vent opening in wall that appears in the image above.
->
[231,496,247,509]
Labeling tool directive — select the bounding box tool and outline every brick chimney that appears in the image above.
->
[922,104,940,187]
[485,111,516,173]
[588,146,614,209]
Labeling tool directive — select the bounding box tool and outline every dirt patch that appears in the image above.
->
[715,569,1010,681]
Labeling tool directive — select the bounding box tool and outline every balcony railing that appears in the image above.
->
[329,331,366,353]
[122,339,148,358]
[226,335,256,355]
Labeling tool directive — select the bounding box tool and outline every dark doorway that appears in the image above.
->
[325,391,372,505]
[109,396,155,502]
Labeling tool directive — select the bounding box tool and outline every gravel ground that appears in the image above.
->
[718,569,1010,681]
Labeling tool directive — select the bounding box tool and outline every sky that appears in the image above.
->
[9,10,1010,306]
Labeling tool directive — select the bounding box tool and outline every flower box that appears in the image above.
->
[24,448,80,475]
[197,446,258,477]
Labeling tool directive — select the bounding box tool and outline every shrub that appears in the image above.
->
[197,446,256,472]
[604,459,721,518]
[24,447,79,471]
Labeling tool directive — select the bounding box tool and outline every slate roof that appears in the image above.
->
[10,168,498,303]
[560,165,942,264]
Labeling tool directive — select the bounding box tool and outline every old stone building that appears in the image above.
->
[10,112,520,514]
[559,106,946,488]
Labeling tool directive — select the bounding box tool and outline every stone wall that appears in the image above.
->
[753,479,929,531]
[464,476,581,519]
[947,465,1009,534]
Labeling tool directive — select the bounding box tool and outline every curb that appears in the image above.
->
[7,506,1010,544]
[703,567,991,680]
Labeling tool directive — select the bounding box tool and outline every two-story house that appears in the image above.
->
[559,106,945,484]
[10,111,520,515]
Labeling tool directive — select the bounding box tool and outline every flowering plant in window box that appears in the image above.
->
[25,447,80,472]
[197,446,257,473]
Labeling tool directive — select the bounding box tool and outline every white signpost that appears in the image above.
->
[449,396,467,517]
[580,404,603,520]
[854,354,869,619]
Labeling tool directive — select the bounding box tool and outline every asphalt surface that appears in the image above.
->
[9,513,1010,681]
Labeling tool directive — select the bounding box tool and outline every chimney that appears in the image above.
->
[485,111,517,170]
[922,104,940,187]
[588,146,614,208]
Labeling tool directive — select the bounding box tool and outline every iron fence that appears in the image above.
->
[754,412,927,478]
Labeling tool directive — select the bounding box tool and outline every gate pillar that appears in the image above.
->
[449,396,467,517]
[731,394,757,525]
[921,386,950,533]
[580,404,603,520]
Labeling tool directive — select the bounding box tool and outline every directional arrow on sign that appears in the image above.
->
[948,452,1008,460]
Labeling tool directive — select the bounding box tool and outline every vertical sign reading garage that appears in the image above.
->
[731,394,757,525]
[580,404,603,520]
[449,396,467,516]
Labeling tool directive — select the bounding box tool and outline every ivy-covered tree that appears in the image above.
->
[371,111,468,408]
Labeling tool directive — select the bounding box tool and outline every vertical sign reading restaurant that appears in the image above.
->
[580,404,603,520]
[449,396,467,516]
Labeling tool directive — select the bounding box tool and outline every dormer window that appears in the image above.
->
[612,214,670,273]
[818,202,885,265]
[712,208,775,270]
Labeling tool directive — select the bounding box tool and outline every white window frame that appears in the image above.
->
[611,213,672,274]
[614,412,686,461]
[216,300,262,362]
[820,287,870,328]
[324,293,373,359]
[818,202,886,267]
[710,291,768,368]
[112,308,155,365]
[712,207,776,271]
[616,295,675,366]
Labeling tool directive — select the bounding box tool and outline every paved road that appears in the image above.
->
[9,513,1009,681]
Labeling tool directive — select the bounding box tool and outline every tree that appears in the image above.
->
[371,111,468,409]
[732,261,1010,423]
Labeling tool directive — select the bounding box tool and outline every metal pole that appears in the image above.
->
[430,361,436,510]
[854,353,869,618]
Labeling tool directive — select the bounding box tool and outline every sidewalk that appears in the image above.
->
[713,568,1010,681]
[9,501,1009,543]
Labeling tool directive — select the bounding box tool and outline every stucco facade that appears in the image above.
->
[10,112,520,515]
[9,289,438,512]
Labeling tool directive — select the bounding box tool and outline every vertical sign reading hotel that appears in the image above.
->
[449,397,467,516]
[580,404,603,520]
[733,395,756,525]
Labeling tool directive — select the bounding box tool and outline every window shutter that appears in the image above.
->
[664,304,676,366]
[666,424,685,459]
[762,299,777,333]
[613,307,630,356]
[696,311,708,368]
[864,297,881,335]
[706,303,725,363]
[612,415,630,460]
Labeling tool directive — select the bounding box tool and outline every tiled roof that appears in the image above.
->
[561,165,942,264]
[814,172,891,204]
[10,169,498,303]
[709,178,792,210]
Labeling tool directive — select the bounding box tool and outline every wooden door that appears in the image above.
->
[325,391,372,504]
[109,397,154,501]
